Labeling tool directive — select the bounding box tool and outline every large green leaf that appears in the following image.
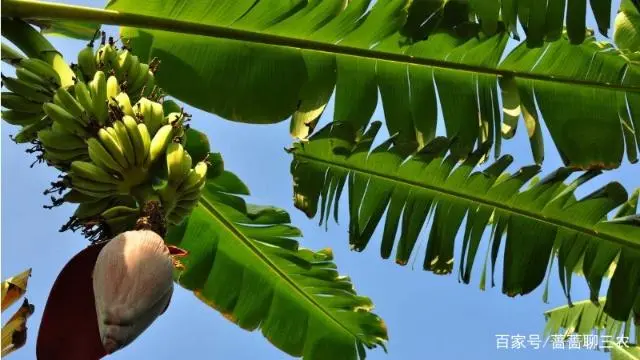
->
[543,297,635,340]
[289,122,640,321]
[101,0,640,169]
[612,343,640,360]
[165,166,387,359]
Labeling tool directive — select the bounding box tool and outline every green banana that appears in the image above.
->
[1,93,42,113]
[100,205,139,220]
[115,92,134,116]
[44,147,89,163]
[122,115,146,166]
[15,67,53,90]
[125,55,140,88]
[53,87,87,124]
[12,116,51,143]
[43,102,87,137]
[63,189,99,204]
[97,128,128,169]
[18,58,61,87]
[179,161,208,193]
[102,213,138,234]
[38,128,86,150]
[96,43,117,70]
[134,98,165,135]
[70,161,120,184]
[77,45,97,81]
[1,110,43,126]
[149,124,174,164]
[140,72,156,98]
[166,142,186,186]
[74,81,95,120]
[106,75,120,103]
[74,197,113,220]
[89,71,108,125]
[113,120,136,166]
[114,49,132,79]
[69,176,118,198]
[1,75,52,103]
[138,123,151,165]
[87,138,125,174]
[129,63,149,92]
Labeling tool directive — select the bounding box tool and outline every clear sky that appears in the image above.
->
[1,1,637,359]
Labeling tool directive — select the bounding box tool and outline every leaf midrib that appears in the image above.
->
[197,195,360,343]
[295,152,640,251]
[5,0,640,93]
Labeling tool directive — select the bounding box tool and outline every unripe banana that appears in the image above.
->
[74,81,95,120]
[69,176,118,198]
[73,197,113,220]
[129,63,149,93]
[122,115,146,166]
[18,58,61,87]
[165,143,186,186]
[1,92,42,113]
[89,71,108,125]
[38,128,86,150]
[1,110,43,126]
[114,49,133,79]
[115,92,134,116]
[140,72,156,98]
[165,112,184,127]
[12,116,51,144]
[112,120,136,166]
[106,75,120,104]
[44,147,89,163]
[87,137,125,174]
[138,123,151,165]
[178,161,207,193]
[100,205,139,220]
[70,161,120,184]
[77,45,97,81]
[96,43,117,71]
[134,98,164,135]
[125,55,140,87]
[92,230,173,355]
[16,67,53,90]
[43,102,88,137]
[148,124,174,164]
[53,87,87,124]
[1,75,52,103]
[98,128,128,169]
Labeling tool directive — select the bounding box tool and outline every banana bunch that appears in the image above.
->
[76,32,157,103]
[68,116,179,198]
[1,57,61,143]
[159,143,208,225]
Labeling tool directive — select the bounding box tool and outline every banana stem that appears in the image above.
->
[1,17,75,88]
[2,0,640,93]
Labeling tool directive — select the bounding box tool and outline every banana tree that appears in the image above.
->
[1,0,639,358]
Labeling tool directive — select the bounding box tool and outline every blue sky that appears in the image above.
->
[1,1,637,359]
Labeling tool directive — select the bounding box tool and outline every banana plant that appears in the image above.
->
[1,16,386,359]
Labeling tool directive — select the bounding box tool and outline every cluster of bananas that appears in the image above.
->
[2,35,209,239]
[1,57,60,143]
[75,32,158,103]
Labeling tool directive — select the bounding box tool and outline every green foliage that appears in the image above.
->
[106,0,640,170]
[289,122,640,321]
[165,163,387,359]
